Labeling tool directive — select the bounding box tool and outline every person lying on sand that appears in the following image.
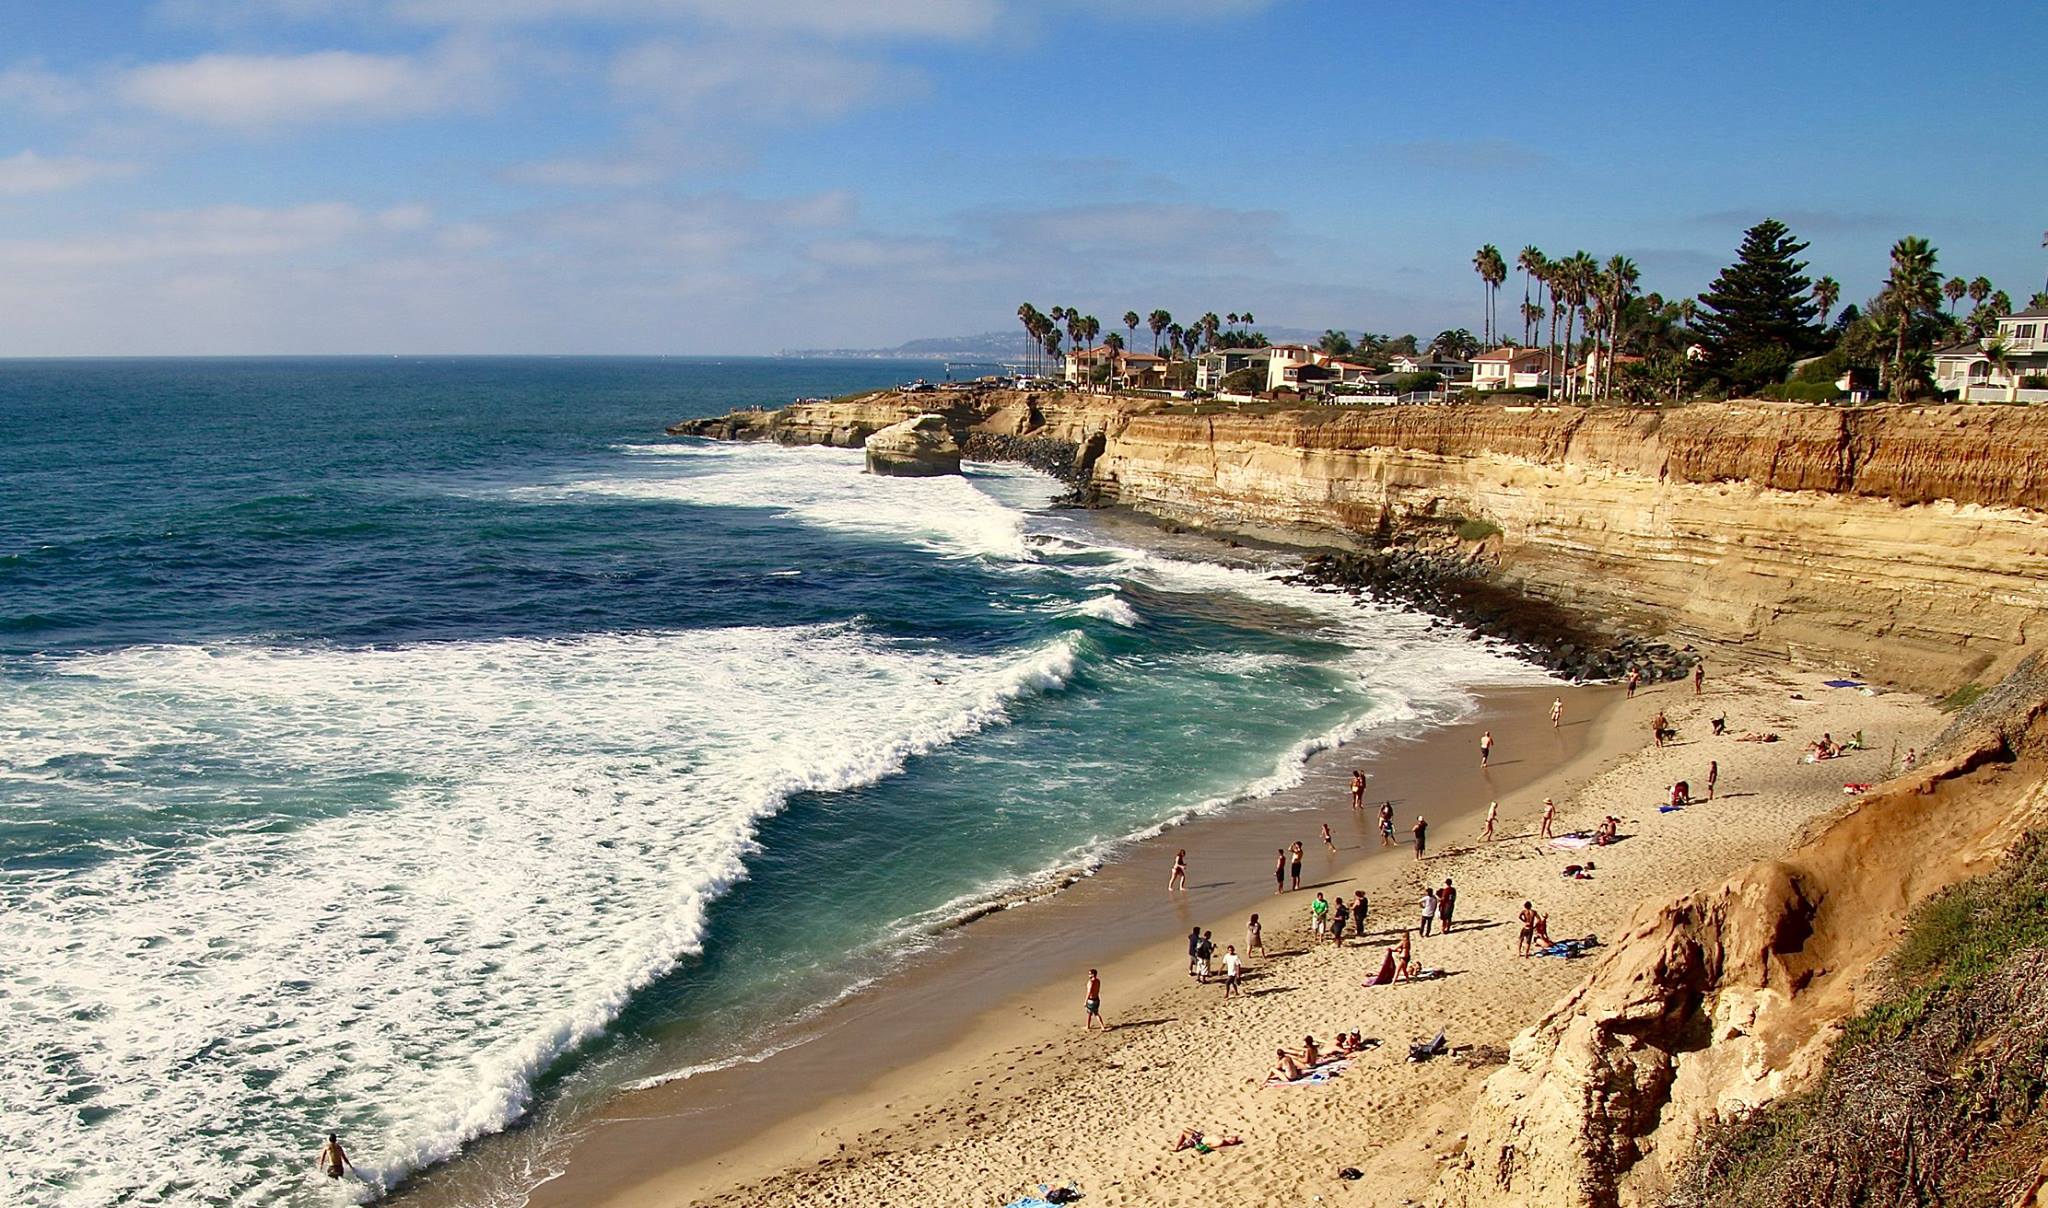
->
[1737,731,1780,743]
[1173,1128,1242,1153]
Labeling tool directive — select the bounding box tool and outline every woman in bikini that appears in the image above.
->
[1167,849,1187,892]
[1350,769,1366,808]
[1321,822,1336,853]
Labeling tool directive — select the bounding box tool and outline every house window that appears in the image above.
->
[2017,324,2037,340]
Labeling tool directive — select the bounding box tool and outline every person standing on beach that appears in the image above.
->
[1352,890,1369,932]
[1517,902,1538,957]
[1483,800,1498,841]
[1437,878,1458,933]
[1412,815,1428,860]
[1187,927,1203,979]
[1479,730,1494,767]
[1350,769,1366,809]
[316,1133,353,1180]
[1273,848,1287,894]
[1167,849,1187,892]
[1540,797,1556,839]
[1248,913,1265,957]
[1084,969,1103,1029]
[1331,894,1349,944]
[1651,711,1668,748]
[1394,928,1415,979]
[1378,802,1394,848]
[1551,698,1564,728]
[1221,946,1242,997]
[1290,841,1304,890]
[1321,822,1336,853]
[1418,886,1437,935]
[1626,666,1641,698]
[1694,661,1705,696]
[1310,892,1330,938]
[1706,760,1719,801]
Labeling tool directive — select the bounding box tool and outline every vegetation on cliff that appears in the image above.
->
[1672,831,2048,1208]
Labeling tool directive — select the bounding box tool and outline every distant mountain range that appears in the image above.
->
[781,326,1326,361]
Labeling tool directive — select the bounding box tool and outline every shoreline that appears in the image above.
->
[523,663,1941,1208]
[402,675,1618,1207]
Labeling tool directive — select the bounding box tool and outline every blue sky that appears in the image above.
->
[0,0,2042,355]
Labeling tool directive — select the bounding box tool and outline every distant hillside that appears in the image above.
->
[781,326,1325,360]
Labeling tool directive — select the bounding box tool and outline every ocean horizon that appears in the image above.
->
[0,358,1546,1206]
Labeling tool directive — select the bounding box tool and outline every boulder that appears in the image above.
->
[864,414,963,477]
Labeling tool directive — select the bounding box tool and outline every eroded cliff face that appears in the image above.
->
[1432,669,2048,1208]
[673,393,2048,691]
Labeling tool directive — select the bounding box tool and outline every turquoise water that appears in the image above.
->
[0,359,1542,1206]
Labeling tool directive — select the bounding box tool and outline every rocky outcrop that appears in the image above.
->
[1433,658,2048,1208]
[673,392,2048,691]
[864,414,962,477]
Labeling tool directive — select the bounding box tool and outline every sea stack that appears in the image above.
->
[863,413,962,477]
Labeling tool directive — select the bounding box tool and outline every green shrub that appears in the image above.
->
[1454,518,1502,541]
[1758,380,1844,404]
[2022,374,2048,389]
[1218,367,1264,393]
[1938,681,1985,713]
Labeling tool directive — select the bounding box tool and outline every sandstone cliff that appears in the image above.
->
[673,392,2048,692]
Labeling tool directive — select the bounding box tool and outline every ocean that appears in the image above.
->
[0,358,1545,1207]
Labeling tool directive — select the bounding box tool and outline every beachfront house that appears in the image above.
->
[1934,308,2048,402]
[1065,346,1168,389]
[1576,349,1643,394]
[1470,346,1559,392]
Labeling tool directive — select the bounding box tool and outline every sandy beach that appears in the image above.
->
[509,660,1941,1208]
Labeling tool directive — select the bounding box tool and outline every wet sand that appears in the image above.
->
[403,677,1613,1207]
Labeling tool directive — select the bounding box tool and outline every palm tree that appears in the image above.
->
[1601,254,1640,399]
[1968,276,1993,309]
[1240,311,1255,330]
[1473,246,1503,346]
[1017,303,1040,375]
[1147,309,1171,355]
[1984,338,2016,404]
[1123,311,1140,351]
[1516,245,1545,344]
[1884,236,1941,398]
[1811,277,1840,330]
[1226,313,1240,331]
[1943,276,1967,315]
[1199,312,1221,351]
[1166,323,1184,358]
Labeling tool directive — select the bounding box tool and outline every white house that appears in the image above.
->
[1064,346,1167,388]
[1194,348,1260,390]
[1469,346,1560,391]
[1933,307,2048,402]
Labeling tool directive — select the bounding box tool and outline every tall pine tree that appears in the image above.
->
[1693,218,1824,389]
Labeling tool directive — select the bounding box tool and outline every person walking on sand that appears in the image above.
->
[1626,666,1641,698]
[1273,848,1287,894]
[1321,822,1336,853]
[1706,759,1719,801]
[317,1133,354,1180]
[1412,815,1428,860]
[1221,946,1242,997]
[1518,901,1538,957]
[1483,800,1498,841]
[1290,841,1304,890]
[1418,885,1438,936]
[1378,802,1394,848]
[1248,912,1265,957]
[1350,769,1367,809]
[1084,969,1104,1029]
[1187,927,1204,979]
[1479,729,1494,767]
[1540,797,1556,839]
[1437,878,1458,933]
[1694,661,1705,696]
[1551,697,1564,728]
[1651,710,1668,748]
[1167,848,1187,892]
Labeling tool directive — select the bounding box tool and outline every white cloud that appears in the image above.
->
[0,200,430,267]
[0,63,95,117]
[117,45,494,128]
[387,0,1001,39]
[609,40,911,124]
[0,150,138,196]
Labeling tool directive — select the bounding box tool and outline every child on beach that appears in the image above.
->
[1247,913,1265,957]
[1321,822,1336,853]
[1540,797,1556,838]
[1378,802,1394,848]
[1310,893,1330,937]
[1483,800,1498,841]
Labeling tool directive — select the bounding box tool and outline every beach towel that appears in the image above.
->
[1822,679,1863,688]
[1264,1059,1350,1088]
[1004,1186,1081,1207]
[1366,949,1396,986]
[1550,834,1594,849]
[1408,1031,1447,1062]
[1657,804,1685,813]
[1540,936,1601,959]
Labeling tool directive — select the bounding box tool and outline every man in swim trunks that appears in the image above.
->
[1412,815,1428,860]
[1479,729,1493,767]
[1084,969,1103,1029]
[1518,901,1537,957]
[1437,878,1457,933]
[1289,841,1304,890]
[1378,802,1394,847]
[317,1133,353,1180]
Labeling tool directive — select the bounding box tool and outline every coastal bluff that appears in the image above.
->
[672,390,2048,692]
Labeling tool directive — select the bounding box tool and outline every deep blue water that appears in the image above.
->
[0,358,1537,1207]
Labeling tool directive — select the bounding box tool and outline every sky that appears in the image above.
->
[0,0,2043,356]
